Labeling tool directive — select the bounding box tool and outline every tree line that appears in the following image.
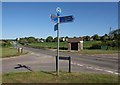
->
[18,33,118,45]
[1,28,119,49]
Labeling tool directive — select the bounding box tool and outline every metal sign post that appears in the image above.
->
[50,7,74,76]
[56,7,61,76]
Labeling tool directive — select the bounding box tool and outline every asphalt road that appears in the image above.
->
[2,46,118,75]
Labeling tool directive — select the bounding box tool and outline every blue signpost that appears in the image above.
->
[54,23,58,31]
[51,7,74,76]
[51,14,58,23]
[56,7,60,75]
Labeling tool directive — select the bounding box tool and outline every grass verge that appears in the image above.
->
[60,49,118,55]
[2,71,118,83]
[0,47,28,58]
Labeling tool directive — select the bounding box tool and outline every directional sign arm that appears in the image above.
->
[50,14,58,23]
[60,15,74,23]
[54,23,58,31]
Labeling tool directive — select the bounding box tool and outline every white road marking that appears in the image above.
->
[77,64,84,67]
[114,72,118,75]
[104,70,114,73]
[31,52,35,54]
[71,62,118,75]
[35,54,40,56]
[86,66,93,69]
[31,53,118,75]
[71,62,77,65]
[94,68,103,71]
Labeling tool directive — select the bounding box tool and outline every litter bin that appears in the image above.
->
[18,48,23,53]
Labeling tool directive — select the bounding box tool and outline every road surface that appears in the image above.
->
[2,46,118,75]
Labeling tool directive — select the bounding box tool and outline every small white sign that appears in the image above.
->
[56,7,61,13]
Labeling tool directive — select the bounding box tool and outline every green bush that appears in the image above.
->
[2,40,12,47]
[89,43,102,49]
[89,41,118,50]
[106,41,118,47]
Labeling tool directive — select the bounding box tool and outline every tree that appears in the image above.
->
[19,38,28,45]
[65,36,69,41]
[109,29,120,40]
[2,40,12,47]
[53,37,58,42]
[46,36,53,42]
[60,37,65,42]
[109,28,120,48]
[92,34,100,41]
[65,36,68,39]
[73,36,77,38]
[85,36,90,41]
[27,37,36,43]
[101,36,107,42]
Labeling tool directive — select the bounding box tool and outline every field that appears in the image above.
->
[28,41,118,54]
[28,41,100,49]
[83,41,101,49]
[1,47,28,58]
[2,71,118,83]
[29,42,67,49]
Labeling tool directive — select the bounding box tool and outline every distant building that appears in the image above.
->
[67,38,83,51]
[37,38,44,42]
[90,37,93,41]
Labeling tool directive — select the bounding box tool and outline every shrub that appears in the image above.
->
[89,41,118,50]
[2,40,12,47]
[89,43,102,49]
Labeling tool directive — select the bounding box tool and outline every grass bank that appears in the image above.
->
[2,71,118,83]
[0,47,28,58]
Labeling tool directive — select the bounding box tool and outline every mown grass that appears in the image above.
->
[2,71,118,83]
[29,42,67,49]
[0,47,28,58]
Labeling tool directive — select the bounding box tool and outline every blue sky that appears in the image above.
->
[2,2,118,39]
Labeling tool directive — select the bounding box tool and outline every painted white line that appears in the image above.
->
[77,64,84,67]
[114,72,118,75]
[71,62,77,65]
[86,66,93,69]
[35,54,40,56]
[31,52,35,54]
[71,62,118,75]
[71,62,84,67]
[104,70,114,74]
[94,68,103,71]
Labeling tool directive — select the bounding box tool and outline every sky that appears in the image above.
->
[2,2,118,39]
